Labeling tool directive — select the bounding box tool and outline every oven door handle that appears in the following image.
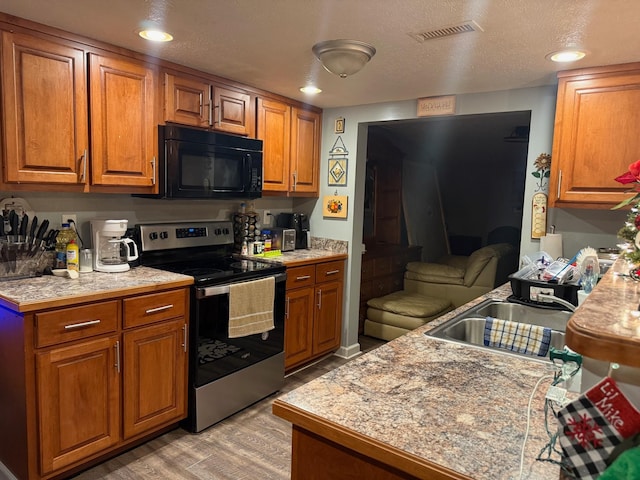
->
[195,272,286,299]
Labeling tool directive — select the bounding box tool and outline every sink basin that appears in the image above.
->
[425,299,573,360]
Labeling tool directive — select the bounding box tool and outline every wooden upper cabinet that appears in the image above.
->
[257,97,291,193]
[257,97,321,197]
[213,85,253,136]
[164,72,254,136]
[1,31,88,185]
[164,73,210,128]
[89,53,157,190]
[290,107,320,196]
[549,62,640,208]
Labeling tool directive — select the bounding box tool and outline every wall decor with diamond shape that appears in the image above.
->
[328,158,347,186]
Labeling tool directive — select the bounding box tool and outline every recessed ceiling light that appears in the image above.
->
[139,29,173,42]
[546,49,588,63]
[300,86,322,94]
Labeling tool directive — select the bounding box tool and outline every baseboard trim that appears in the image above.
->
[334,343,361,359]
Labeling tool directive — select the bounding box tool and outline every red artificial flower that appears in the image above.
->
[615,160,640,184]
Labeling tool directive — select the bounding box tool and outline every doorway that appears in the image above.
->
[365,110,531,262]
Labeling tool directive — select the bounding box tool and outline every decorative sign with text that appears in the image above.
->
[417,95,456,117]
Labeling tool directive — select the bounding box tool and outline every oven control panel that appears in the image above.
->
[137,221,234,252]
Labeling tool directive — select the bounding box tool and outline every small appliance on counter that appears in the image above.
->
[269,227,296,252]
[90,219,139,272]
[276,213,310,249]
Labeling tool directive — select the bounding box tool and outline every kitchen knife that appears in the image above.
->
[31,219,49,256]
[8,210,18,237]
[17,213,28,253]
[28,216,38,245]
[19,214,29,238]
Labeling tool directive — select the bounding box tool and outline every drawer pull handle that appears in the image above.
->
[296,275,311,281]
[145,304,174,314]
[324,269,340,275]
[182,324,187,353]
[114,341,121,373]
[64,319,101,330]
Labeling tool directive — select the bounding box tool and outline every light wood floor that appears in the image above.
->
[71,336,385,480]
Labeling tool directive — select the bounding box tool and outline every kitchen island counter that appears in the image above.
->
[0,266,193,312]
[273,284,564,479]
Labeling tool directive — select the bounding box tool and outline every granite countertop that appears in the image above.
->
[566,258,640,366]
[253,249,347,266]
[0,266,193,313]
[275,284,565,479]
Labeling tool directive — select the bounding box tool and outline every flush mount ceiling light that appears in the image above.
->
[312,39,376,78]
[300,85,322,94]
[546,49,588,63]
[139,29,173,42]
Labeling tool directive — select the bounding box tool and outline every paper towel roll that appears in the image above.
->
[540,233,563,260]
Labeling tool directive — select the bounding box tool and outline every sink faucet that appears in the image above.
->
[536,293,577,312]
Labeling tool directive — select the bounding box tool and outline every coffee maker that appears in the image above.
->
[90,219,139,272]
[276,213,310,249]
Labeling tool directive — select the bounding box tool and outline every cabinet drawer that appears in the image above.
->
[35,301,120,348]
[316,260,344,284]
[286,265,315,290]
[123,289,187,328]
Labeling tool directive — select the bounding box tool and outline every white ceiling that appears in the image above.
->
[1,0,639,109]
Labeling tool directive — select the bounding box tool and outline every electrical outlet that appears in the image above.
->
[263,210,271,226]
[61,214,77,226]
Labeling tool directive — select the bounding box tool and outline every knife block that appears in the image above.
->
[0,240,51,281]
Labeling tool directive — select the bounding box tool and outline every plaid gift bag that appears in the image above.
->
[557,377,640,479]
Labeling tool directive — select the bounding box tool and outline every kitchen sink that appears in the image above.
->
[425,298,573,360]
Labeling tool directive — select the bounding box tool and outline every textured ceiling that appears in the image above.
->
[1,0,638,108]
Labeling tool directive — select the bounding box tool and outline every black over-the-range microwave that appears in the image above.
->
[136,124,263,199]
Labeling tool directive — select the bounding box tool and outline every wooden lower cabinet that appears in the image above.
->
[285,259,344,372]
[122,318,187,439]
[36,335,120,474]
[0,286,189,480]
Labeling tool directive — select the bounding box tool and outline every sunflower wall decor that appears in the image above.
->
[531,153,551,239]
[323,194,348,219]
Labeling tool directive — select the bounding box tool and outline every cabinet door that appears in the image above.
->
[89,53,157,189]
[36,336,120,474]
[290,107,320,196]
[284,286,315,370]
[122,319,187,439]
[550,65,640,207]
[164,72,210,128]
[1,31,88,184]
[212,85,253,136]
[257,97,291,193]
[313,280,343,356]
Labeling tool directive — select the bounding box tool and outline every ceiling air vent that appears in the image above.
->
[410,20,483,42]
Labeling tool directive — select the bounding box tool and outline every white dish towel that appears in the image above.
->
[228,276,275,338]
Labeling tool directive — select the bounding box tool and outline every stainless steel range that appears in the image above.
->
[134,220,286,432]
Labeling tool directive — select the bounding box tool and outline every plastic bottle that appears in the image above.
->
[66,240,79,272]
[241,240,248,256]
[55,223,77,269]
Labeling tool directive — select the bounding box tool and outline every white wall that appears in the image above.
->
[314,84,622,355]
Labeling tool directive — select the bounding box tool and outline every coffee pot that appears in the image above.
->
[90,219,139,272]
